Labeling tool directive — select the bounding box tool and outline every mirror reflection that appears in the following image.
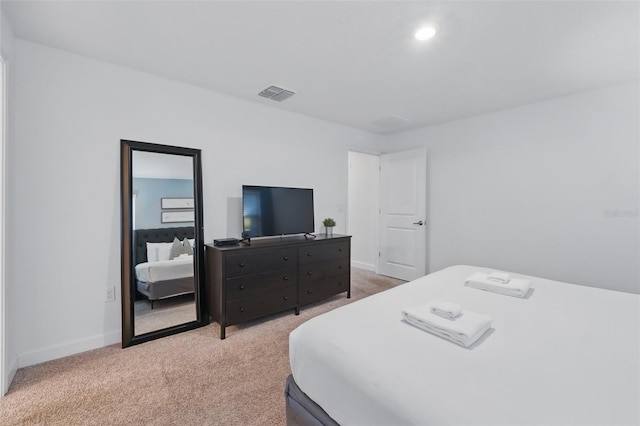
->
[131,150,197,336]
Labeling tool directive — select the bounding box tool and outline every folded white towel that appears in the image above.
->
[487,271,511,284]
[465,271,531,298]
[402,304,492,348]
[429,301,462,319]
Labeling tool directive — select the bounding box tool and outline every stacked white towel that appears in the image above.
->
[465,271,531,298]
[402,302,492,348]
[429,301,462,319]
[487,271,511,283]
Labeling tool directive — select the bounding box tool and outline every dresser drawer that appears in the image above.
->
[225,248,297,277]
[299,241,349,264]
[299,274,350,306]
[226,286,297,325]
[226,268,297,301]
[299,259,349,283]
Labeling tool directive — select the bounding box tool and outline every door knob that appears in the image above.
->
[413,220,424,226]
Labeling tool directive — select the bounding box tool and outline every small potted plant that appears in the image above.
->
[322,218,336,237]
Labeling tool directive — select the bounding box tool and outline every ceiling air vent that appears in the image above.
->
[258,85,295,102]
[372,115,410,128]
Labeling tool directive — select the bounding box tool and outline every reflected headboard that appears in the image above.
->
[133,226,195,266]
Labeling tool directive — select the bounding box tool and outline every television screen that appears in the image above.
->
[242,185,314,238]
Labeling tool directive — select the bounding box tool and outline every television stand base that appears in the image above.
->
[205,235,351,339]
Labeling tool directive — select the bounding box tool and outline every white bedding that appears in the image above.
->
[134,255,194,283]
[289,265,640,425]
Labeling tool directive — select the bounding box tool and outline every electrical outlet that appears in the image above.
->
[105,286,115,303]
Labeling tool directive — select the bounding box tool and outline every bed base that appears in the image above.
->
[285,375,339,426]
[136,276,194,308]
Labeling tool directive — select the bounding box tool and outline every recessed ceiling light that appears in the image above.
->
[414,26,436,41]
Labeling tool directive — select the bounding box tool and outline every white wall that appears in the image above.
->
[347,151,379,271]
[0,7,17,394]
[9,40,383,367]
[5,33,639,377]
[384,82,639,294]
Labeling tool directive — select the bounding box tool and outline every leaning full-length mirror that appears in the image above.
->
[121,140,207,347]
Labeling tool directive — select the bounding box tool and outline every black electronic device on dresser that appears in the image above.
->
[205,234,351,339]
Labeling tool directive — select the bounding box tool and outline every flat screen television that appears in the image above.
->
[242,185,314,238]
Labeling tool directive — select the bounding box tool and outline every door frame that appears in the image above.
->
[347,148,429,280]
[0,54,7,395]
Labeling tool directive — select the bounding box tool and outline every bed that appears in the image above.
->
[133,227,195,308]
[286,265,640,426]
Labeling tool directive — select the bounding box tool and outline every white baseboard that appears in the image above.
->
[351,260,376,272]
[3,353,17,395]
[18,330,121,369]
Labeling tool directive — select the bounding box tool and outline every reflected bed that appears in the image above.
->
[133,227,195,308]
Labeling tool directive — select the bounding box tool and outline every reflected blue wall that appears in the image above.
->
[133,178,194,229]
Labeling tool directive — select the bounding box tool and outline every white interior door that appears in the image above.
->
[379,148,427,281]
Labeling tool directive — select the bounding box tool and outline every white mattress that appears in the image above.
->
[134,256,194,283]
[289,265,640,425]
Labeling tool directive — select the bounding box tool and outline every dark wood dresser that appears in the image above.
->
[205,234,351,339]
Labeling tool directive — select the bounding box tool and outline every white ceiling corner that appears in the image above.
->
[2,0,638,135]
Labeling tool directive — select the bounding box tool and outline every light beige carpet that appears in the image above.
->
[0,269,403,426]
[134,295,197,336]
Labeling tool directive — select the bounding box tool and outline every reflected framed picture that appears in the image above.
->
[161,210,195,223]
[161,198,194,209]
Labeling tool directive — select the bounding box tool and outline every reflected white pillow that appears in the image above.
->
[146,243,157,263]
[157,244,173,261]
[146,242,173,262]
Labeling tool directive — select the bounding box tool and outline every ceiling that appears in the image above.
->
[3,1,639,135]
[132,150,193,180]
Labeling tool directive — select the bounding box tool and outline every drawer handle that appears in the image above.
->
[283,296,289,301]
[283,256,289,261]
[307,290,313,294]
[307,252,312,257]
[239,285,245,290]
[307,271,312,276]
[283,275,289,281]
[238,262,245,268]
[239,307,245,312]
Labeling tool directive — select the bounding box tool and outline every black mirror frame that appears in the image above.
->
[120,139,208,348]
